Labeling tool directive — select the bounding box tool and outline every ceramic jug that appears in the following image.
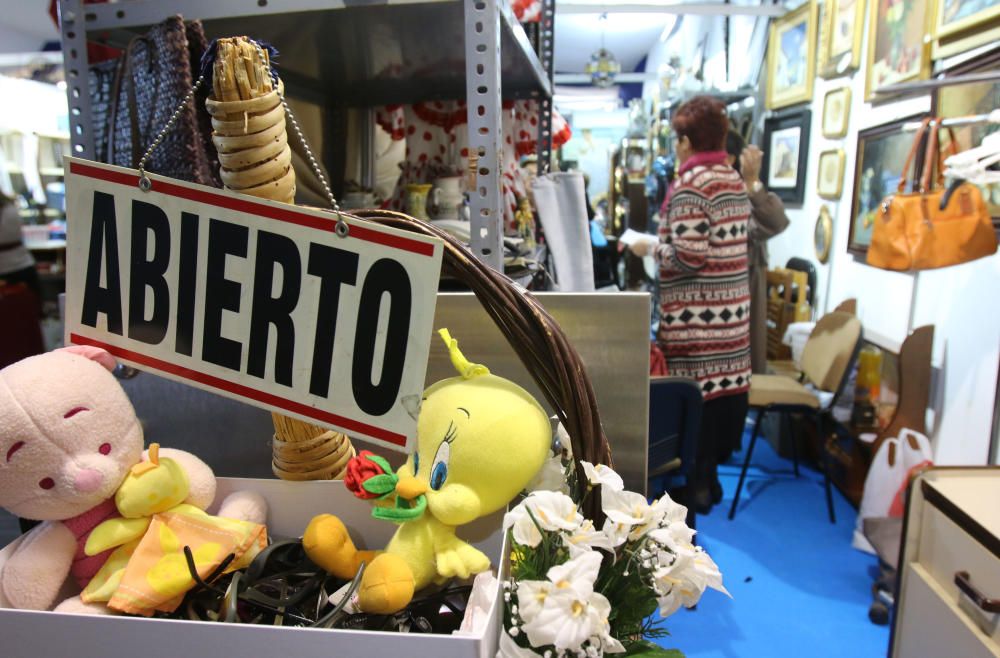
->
[431,176,464,220]
[405,183,433,220]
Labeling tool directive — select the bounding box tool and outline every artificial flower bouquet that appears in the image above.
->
[500,461,727,657]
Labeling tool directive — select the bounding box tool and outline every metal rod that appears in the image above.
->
[875,70,1000,96]
[902,111,1000,132]
[558,2,784,15]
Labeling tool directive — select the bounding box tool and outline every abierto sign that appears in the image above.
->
[64,158,443,452]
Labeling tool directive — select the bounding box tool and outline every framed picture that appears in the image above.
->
[822,87,852,138]
[815,205,834,264]
[935,55,1000,229]
[762,109,812,204]
[848,116,925,254]
[823,0,866,76]
[766,2,818,110]
[933,22,1000,59]
[934,0,1000,41]
[817,149,846,200]
[865,0,933,100]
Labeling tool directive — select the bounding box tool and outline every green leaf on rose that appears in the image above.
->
[362,474,398,495]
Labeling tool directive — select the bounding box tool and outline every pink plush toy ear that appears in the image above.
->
[56,345,117,372]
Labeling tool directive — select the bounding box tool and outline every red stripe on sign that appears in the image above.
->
[68,161,435,257]
[69,333,408,447]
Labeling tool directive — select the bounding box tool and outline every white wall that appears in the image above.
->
[767,43,1000,466]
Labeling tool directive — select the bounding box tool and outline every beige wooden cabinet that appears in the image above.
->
[892,468,1000,657]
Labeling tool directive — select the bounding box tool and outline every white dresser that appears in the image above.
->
[892,468,1000,657]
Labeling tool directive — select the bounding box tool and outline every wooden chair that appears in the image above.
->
[729,311,863,522]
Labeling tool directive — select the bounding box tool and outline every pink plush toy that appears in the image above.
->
[0,346,267,613]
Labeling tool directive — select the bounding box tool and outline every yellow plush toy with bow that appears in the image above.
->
[81,444,267,615]
[303,329,551,613]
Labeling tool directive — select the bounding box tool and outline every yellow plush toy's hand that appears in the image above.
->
[435,540,491,580]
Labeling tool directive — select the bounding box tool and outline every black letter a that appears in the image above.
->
[81,191,123,334]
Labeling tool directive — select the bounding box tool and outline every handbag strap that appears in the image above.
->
[919,120,940,193]
[897,118,931,194]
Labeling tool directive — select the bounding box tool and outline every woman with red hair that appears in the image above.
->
[631,96,752,513]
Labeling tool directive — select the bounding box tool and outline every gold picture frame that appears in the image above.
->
[817,149,846,200]
[821,0,866,77]
[815,205,834,264]
[766,2,818,110]
[865,0,934,101]
[822,87,852,138]
[934,0,1000,41]
[933,20,1000,59]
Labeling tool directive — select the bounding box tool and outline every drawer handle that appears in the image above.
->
[954,571,1000,613]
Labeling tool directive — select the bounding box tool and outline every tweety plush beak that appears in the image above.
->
[395,476,428,501]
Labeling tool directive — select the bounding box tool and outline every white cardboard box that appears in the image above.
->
[0,477,505,658]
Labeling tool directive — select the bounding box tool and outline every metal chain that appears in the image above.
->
[254,42,348,238]
[135,42,349,239]
[137,74,205,191]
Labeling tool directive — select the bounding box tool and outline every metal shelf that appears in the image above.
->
[77,0,550,107]
[59,0,556,271]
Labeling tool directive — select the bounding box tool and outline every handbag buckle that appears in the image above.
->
[881,196,894,215]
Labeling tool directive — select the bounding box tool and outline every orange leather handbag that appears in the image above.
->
[867,118,997,271]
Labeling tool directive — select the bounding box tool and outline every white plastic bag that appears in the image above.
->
[852,428,933,553]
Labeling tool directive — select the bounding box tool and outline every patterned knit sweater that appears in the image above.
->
[655,161,752,400]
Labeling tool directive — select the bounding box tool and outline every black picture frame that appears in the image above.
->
[848,114,926,254]
[762,108,811,204]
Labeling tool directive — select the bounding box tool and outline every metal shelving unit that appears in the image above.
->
[57,0,554,271]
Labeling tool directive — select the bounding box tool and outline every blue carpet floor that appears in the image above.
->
[656,427,891,658]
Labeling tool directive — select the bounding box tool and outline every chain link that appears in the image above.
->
[135,41,348,238]
[253,42,348,238]
[137,74,205,190]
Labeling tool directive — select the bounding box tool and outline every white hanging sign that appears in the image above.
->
[63,158,443,453]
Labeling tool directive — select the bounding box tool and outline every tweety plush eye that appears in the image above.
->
[429,441,450,491]
[413,452,420,474]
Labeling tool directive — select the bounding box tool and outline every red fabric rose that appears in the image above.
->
[344,451,387,499]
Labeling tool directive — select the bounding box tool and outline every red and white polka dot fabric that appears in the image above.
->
[376,100,570,235]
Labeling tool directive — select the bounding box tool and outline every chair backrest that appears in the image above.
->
[800,311,863,396]
[648,377,703,479]
[785,257,817,309]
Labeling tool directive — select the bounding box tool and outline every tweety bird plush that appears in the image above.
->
[303,329,551,614]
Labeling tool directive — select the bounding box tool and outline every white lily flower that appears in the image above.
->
[580,461,624,491]
[601,489,666,541]
[601,489,650,526]
[563,519,616,557]
[522,588,612,651]
[526,454,570,494]
[547,551,603,599]
[497,630,544,658]
[600,517,631,548]
[529,490,585,531]
[504,506,543,547]
[517,580,554,623]
[648,522,696,554]
[687,548,729,597]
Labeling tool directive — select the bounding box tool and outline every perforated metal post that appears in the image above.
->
[536,0,555,174]
[59,0,96,159]
[465,0,504,271]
